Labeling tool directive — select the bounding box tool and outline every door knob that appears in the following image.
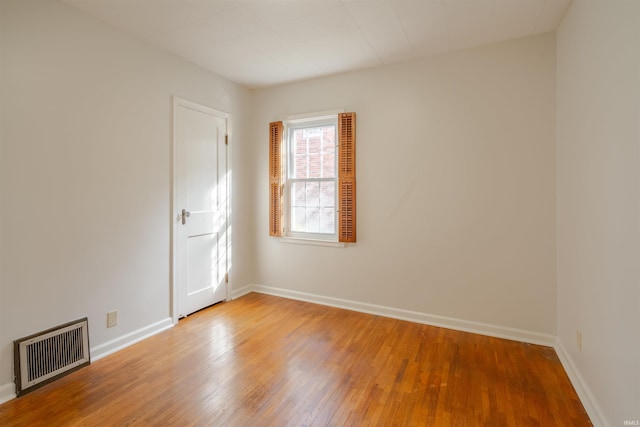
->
[181,209,191,225]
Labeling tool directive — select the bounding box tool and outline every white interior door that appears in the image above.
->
[173,98,229,319]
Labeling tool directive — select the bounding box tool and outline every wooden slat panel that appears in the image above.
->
[269,121,283,236]
[338,113,356,242]
[339,178,356,242]
[338,112,355,178]
[269,182,281,236]
[269,121,282,180]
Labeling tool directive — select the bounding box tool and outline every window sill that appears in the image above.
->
[279,237,346,248]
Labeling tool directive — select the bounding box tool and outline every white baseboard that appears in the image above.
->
[0,318,174,405]
[247,284,556,346]
[0,382,16,405]
[244,285,611,424]
[554,338,608,427]
[231,284,254,300]
[2,288,603,426]
[90,317,174,362]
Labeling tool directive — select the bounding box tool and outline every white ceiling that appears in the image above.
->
[60,0,571,89]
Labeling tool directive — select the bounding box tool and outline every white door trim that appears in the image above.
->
[171,96,230,324]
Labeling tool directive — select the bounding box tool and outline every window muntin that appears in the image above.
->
[285,118,337,240]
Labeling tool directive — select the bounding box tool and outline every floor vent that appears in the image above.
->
[14,318,90,397]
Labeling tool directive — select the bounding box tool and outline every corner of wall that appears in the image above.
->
[554,337,609,427]
[0,383,16,405]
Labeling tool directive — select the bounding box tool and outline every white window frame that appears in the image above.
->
[282,110,343,243]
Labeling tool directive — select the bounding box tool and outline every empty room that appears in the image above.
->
[0,0,638,426]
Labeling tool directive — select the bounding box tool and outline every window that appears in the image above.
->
[270,112,356,243]
[288,117,337,239]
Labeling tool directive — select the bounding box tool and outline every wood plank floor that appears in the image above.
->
[0,292,591,426]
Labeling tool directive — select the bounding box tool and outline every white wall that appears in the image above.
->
[6,1,636,423]
[0,1,7,401]
[556,1,640,425]
[0,0,253,400]
[251,34,557,337]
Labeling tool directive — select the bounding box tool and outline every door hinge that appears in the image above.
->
[225,273,229,283]
[225,134,228,145]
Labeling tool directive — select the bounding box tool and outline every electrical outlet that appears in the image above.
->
[576,330,582,352]
[107,310,118,328]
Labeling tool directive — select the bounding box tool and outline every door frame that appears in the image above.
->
[170,96,231,324]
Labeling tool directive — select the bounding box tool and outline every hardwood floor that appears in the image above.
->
[0,292,591,426]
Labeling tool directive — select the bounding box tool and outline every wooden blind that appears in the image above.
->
[269,121,283,236]
[338,112,356,243]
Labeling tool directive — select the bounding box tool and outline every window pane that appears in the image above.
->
[291,129,307,179]
[322,130,334,149]
[320,208,335,234]
[308,134,321,153]
[322,153,335,178]
[322,129,335,179]
[291,206,306,232]
[305,207,320,233]
[289,180,336,234]
[290,124,336,180]
[292,154,306,179]
[292,182,306,206]
[320,181,335,207]
[294,131,307,155]
[306,181,320,207]
[308,153,321,178]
